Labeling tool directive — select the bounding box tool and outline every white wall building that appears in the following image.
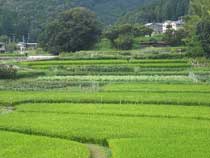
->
[17,42,38,54]
[145,19,184,34]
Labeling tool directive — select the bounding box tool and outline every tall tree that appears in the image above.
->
[40,7,102,52]
[184,0,210,56]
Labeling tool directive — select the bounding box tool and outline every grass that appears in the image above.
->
[0,131,90,158]
[109,137,210,158]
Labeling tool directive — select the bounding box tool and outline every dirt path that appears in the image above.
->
[86,144,112,158]
[0,106,14,114]
[26,56,57,61]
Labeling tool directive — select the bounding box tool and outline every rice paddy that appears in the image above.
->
[0,51,210,158]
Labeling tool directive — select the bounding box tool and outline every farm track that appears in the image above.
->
[0,106,14,114]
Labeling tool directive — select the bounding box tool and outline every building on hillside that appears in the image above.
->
[17,42,38,54]
[0,42,6,53]
[26,43,38,50]
[162,19,184,33]
[17,42,26,54]
[145,23,163,34]
[145,18,185,34]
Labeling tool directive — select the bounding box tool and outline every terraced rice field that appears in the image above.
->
[1,57,210,158]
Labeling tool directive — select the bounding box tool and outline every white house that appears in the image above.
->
[162,19,184,33]
[145,18,185,34]
[145,23,163,34]
[17,42,38,54]
[17,42,26,54]
[162,21,177,33]
[0,42,6,53]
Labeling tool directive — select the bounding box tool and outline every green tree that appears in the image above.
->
[39,7,102,52]
[196,18,210,56]
[163,29,187,46]
[104,24,152,50]
[114,35,133,50]
[184,0,210,56]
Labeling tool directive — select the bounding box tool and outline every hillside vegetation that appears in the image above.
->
[0,0,153,41]
[119,0,189,23]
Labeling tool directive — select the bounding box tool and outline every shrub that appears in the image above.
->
[113,35,133,50]
[0,64,17,79]
[196,18,210,57]
[5,42,17,53]
[163,29,187,46]
[104,24,153,50]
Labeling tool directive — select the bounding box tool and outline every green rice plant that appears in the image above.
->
[55,71,190,76]
[0,111,209,145]
[109,137,210,158]
[1,90,210,106]
[17,103,210,121]
[0,131,90,158]
[20,59,189,66]
[0,79,100,91]
[103,83,210,93]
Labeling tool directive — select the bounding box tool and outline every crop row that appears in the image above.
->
[103,83,210,93]
[21,59,189,66]
[109,137,210,158]
[55,71,191,76]
[0,79,100,91]
[17,103,210,121]
[0,111,209,145]
[37,75,194,83]
[1,90,210,106]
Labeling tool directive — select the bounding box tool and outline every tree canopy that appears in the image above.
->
[118,0,189,24]
[184,0,210,56]
[40,7,101,52]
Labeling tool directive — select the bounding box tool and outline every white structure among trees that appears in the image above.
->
[145,19,184,34]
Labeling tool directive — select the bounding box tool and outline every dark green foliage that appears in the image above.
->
[0,0,150,41]
[5,42,17,53]
[40,7,102,52]
[184,0,210,57]
[119,0,189,24]
[196,18,210,56]
[114,35,134,50]
[163,29,187,46]
[0,65,17,79]
[104,24,153,50]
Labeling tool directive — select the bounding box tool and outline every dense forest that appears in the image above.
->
[0,0,190,42]
[118,0,190,24]
[0,0,154,41]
